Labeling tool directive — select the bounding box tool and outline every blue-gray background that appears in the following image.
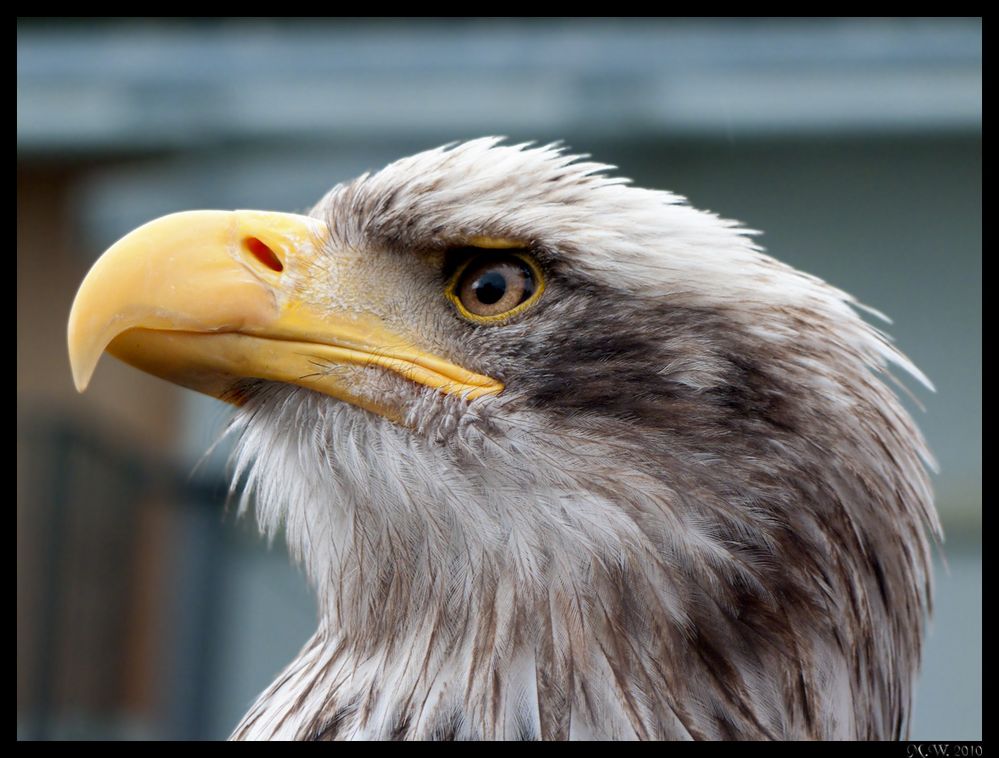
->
[17,18,981,740]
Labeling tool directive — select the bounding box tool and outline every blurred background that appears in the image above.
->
[17,18,981,740]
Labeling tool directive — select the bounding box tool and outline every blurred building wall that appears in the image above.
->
[17,161,185,738]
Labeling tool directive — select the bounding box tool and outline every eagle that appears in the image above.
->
[67,138,939,741]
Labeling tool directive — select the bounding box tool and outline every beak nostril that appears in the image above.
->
[244,237,284,273]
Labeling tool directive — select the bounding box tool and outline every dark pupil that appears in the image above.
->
[473,271,507,305]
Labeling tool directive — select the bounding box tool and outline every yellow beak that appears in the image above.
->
[67,210,503,418]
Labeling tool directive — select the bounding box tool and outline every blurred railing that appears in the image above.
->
[17,413,230,739]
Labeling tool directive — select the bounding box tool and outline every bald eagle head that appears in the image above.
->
[69,138,938,740]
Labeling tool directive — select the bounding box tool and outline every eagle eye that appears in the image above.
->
[447,251,544,322]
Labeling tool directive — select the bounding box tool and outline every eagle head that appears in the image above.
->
[68,138,939,740]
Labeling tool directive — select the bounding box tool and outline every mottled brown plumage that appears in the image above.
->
[212,140,941,740]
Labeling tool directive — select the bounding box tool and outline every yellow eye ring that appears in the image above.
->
[446,251,546,324]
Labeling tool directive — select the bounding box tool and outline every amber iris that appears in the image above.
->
[453,254,541,320]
